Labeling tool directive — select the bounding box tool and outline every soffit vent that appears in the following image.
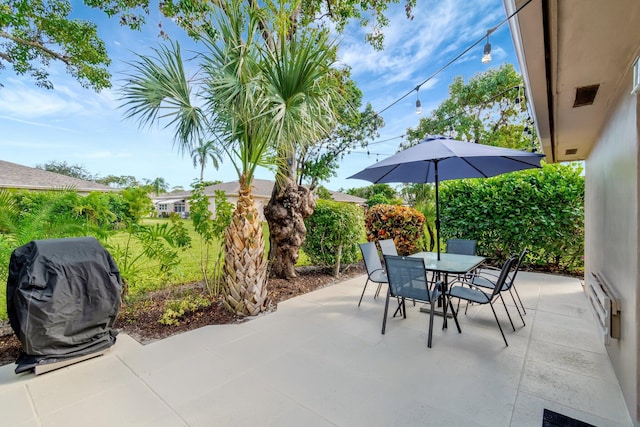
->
[573,84,600,107]
[565,148,578,155]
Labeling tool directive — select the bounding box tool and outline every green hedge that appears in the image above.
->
[439,162,584,272]
[303,199,364,274]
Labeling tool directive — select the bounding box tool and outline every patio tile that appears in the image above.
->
[38,378,183,427]
[511,391,632,427]
[141,347,251,407]
[520,359,630,424]
[526,338,617,381]
[175,380,297,426]
[266,404,337,427]
[530,310,604,353]
[0,386,36,427]
[119,324,258,376]
[26,356,136,415]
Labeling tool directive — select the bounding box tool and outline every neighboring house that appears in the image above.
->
[505,0,639,423]
[152,179,366,219]
[0,160,117,195]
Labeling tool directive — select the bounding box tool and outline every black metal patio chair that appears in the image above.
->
[382,255,444,348]
[469,249,529,326]
[358,242,388,306]
[378,239,398,256]
[447,255,518,347]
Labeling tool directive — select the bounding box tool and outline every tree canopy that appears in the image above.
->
[2,0,417,90]
[404,64,538,151]
[35,160,96,181]
[1,0,122,90]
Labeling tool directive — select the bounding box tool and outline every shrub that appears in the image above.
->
[159,293,211,326]
[439,162,584,272]
[365,204,425,255]
[303,199,364,276]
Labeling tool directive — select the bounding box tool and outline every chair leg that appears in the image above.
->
[381,288,391,334]
[374,282,383,299]
[508,288,526,326]
[448,297,462,333]
[511,284,526,315]
[499,293,516,332]
[392,297,404,318]
[358,278,370,307]
[489,302,509,347]
[427,299,436,348]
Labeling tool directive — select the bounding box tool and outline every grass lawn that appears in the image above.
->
[0,218,311,321]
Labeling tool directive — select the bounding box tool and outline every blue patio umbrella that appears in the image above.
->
[348,135,545,259]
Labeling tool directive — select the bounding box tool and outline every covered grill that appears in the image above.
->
[6,236,122,374]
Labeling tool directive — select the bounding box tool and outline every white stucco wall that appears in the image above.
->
[585,78,639,423]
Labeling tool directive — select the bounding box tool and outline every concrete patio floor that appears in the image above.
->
[0,271,633,426]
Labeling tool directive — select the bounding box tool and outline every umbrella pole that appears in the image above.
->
[435,161,441,261]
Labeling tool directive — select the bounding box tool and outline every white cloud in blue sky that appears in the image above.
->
[0,0,519,192]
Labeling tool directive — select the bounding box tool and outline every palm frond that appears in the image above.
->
[119,41,206,155]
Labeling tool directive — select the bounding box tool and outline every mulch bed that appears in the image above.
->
[0,264,365,367]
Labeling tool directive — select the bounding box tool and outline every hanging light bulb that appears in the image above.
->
[482,28,494,64]
[415,86,422,114]
[482,38,492,64]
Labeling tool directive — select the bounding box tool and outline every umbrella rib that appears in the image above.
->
[374,166,399,183]
[503,156,543,167]
[460,158,490,178]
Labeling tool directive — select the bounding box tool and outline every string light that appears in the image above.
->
[374,0,534,118]
[482,28,495,64]
[415,86,422,114]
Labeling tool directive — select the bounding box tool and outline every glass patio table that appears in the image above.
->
[409,252,486,325]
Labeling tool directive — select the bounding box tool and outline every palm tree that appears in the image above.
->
[260,27,343,279]
[191,139,222,181]
[119,3,343,316]
[145,177,169,196]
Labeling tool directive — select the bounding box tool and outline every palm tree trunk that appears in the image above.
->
[223,175,268,316]
[264,176,315,279]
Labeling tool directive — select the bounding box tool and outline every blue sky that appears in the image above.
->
[0,0,519,192]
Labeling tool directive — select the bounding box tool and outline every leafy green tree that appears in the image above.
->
[297,74,383,190]
[120,186,153,222]
[35,160,96,181]
[0,0,136,90]
[303,199,364,277]
[190,183,232,294]
[404,64,538,151]
[119,3,345,315]
[345,183,398,200]
[96,174,140,188]
[366,193,391,208]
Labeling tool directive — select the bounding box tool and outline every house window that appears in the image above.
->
[174,202,185,213]
[158,204,168,212]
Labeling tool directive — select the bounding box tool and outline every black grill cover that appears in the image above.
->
[7,237,122,373]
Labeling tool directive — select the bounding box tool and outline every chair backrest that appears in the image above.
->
[378,239,398,256]
[505,248,528,289]
[359,242,384,276]
[490,255,518,298]
[383,255,430,302]
[446,239,477,256]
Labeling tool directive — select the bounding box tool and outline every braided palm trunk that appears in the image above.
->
[223,177,268,316]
